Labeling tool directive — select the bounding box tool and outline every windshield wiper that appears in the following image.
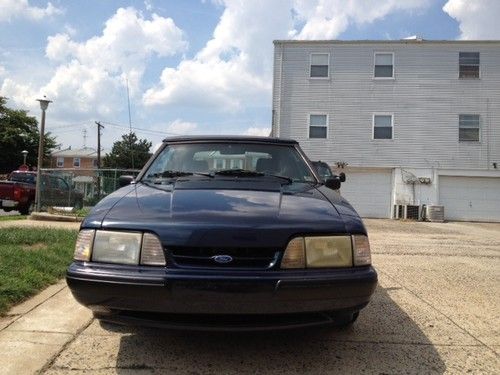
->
[214,169,293,184]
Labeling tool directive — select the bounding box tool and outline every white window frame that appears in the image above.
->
[309,53,330,79]
[308,113,329,139]
[373,52,395,79]
[56,157,64,168]
[372,113,394,140]
[458,114,481,142]
[73,157,81,168]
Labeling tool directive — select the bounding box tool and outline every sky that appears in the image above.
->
[0,0,499,153]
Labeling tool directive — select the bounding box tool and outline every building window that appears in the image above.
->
[310,53,329,78]
[73,157,81,168]
[373,114,393,139]
[56,157,64,168]
[459,114,480,142]
[459,52,480,79]
[374,53,394,78]
[309,114,328,138]
[93,159,98,168]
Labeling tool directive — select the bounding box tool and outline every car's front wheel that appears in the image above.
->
[19,201,34,215]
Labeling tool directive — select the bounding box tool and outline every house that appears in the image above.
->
[50,147,98,198]
[272,39,500,222]
[50,146,98,169]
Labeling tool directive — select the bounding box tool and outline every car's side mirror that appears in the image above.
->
[325,178,341,190]
[339,172,346,182]
[119,175,135,187]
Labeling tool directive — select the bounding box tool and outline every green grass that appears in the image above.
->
[0,215,26,222]
[0,228,77,315]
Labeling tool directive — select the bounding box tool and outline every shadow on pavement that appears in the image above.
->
[112,286,446,374]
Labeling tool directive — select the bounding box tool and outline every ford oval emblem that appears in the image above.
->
[213,255,233,264]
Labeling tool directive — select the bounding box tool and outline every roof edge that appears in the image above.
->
[273,39,500,45]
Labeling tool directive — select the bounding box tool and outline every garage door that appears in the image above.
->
[439,176,500,222]
[340,170,392,218]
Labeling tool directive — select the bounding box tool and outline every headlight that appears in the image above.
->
[92,230,142,265]
[305,236,352,268]
[74,229,95,261]
[352,235,371,266]
[281,234,371,269]
[74,229,166,266]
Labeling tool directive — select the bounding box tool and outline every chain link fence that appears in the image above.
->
[38,168,140,211]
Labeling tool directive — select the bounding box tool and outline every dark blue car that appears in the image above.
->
[67,136,377,330]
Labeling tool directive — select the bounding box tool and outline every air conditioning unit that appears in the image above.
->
[425,205,445,222]
[393,204,422,220]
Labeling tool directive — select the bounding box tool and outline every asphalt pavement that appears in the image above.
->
[0,219,498,374]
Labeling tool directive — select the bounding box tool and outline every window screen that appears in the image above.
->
[374,115,393,139]
[374,53,393,78]
[309,114,327,138]
[459,114,480,141]
[459,52,479,79]
[310,54,329,78]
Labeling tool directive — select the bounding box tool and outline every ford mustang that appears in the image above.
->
[67,136,377,330]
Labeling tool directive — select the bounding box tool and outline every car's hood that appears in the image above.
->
[83,180,365,248]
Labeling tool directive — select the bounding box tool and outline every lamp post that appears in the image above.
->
[35,97,52,212]
[22,150,28,165]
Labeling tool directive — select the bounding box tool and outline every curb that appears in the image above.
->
[29,212,83,222]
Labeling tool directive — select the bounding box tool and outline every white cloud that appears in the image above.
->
[143,0,431,111]
[293,0,430,39]
[244,127,270,137]
[0,65,6,77]
[143,0,293,111]
[0,0,63,22]
[443,0,500,39]
[2,7,187,121]
[166,119,198,135]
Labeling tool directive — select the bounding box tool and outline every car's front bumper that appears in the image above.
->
[67,262,377,330]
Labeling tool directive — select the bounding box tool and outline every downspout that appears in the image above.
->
[486,98,490,169]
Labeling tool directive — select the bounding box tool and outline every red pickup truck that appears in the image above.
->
[0,171,84,215]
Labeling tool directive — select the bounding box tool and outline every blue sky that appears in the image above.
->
[0,0,498,152]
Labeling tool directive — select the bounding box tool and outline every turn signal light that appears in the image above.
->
[281,237,305,268]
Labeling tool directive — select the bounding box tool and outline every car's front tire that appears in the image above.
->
[19,201,34,215]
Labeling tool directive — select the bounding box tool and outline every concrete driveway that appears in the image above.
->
[1,219,499,374]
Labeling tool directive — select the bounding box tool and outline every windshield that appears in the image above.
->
[9,172,36,184]
[142,142,316,184]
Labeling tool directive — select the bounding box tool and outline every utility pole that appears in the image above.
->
[126,78,134,169]
[95,121,104,199]
[35,97,51,212]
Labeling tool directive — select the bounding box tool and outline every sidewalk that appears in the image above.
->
[0,218,88,374]
[0,281,93,374]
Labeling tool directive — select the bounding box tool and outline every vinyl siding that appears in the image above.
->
[273,41,500,170]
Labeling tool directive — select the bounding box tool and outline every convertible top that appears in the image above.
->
[162,135,298,145]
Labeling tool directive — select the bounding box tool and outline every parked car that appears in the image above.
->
[312,161,346,185]
[67,136,377,330]
[0,171,83,214]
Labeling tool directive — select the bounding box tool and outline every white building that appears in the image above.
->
[272,39,500,222]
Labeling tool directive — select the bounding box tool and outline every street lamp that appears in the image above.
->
[21,150,28,165]
[35,97,52,212]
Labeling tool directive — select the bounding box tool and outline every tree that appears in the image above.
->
[0,97,57,173]
[103,132,152,169]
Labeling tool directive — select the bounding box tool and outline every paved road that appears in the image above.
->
[1,219,499,374]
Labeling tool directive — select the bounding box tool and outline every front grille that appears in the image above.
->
[168,246,280,269]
